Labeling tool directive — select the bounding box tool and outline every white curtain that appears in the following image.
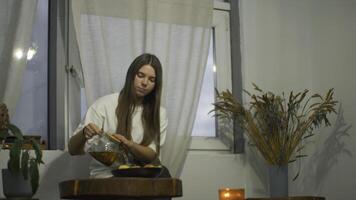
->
[0,0,38,114]
[71,0,212,176]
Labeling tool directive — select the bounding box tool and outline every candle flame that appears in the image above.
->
[223,192,230,198]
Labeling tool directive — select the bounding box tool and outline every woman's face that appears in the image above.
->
[134,64,156,98]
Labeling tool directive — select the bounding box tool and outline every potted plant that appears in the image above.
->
[212,84,337,197]
[0,103,44,198]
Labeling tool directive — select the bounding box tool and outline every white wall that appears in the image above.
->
[181,1,356,199]
[0,151,91,200]
[180,147,272,200]
[240,0,356,200]
[180,152,246,200]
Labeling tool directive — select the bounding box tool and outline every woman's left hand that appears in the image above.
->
[112,134,156,163]
[112,134,134,148]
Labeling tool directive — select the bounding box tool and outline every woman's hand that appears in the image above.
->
[112,134,134,148]
[112,134,156,163]
[69,122,102,155]
[83,123,103,140]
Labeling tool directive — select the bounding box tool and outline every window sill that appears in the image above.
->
[188,136,230,152]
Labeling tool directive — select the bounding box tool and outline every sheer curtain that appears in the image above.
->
[0,0,38,114]
[71,0,213,176]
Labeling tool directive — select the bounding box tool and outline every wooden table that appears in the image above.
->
[246,197,325,200]
[59,177,182,199]
[0,199,38,200]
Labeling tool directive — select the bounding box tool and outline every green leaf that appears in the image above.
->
[0,129,10,140]
[295,154,308,158]
[243,89,251,96]
[303,134,314,139]
[292,171,300,181]
[29,159,39,194]
[30,139,44,164]
[21,150,30,180]
[7,124,23,140]
[8,139,22,173]
[252,83,263,92]
[311,94,322,99]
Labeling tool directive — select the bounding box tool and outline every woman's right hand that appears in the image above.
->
[83,123,103,139]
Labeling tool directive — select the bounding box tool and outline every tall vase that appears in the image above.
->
[268,165,288,197]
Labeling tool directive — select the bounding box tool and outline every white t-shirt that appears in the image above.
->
[72,93,168,178]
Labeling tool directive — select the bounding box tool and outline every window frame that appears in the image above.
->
[189,1,233,151]
[52,0,238,151]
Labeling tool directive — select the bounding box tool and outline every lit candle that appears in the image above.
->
[219,188,244,200]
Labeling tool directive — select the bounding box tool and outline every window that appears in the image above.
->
[68,1,233,151]
[190,4,233,150]
[191,34,216,137]
[11,0,49,145]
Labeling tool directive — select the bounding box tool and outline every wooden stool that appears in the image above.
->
[59,177,182,199]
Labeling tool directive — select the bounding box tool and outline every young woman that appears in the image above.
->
[68,53,168,178]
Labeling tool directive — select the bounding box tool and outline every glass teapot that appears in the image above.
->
[86,133,131,167]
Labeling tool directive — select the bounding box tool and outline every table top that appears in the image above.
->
[59,177,182,199]
[246,196,325,200]
[0,199,38,200]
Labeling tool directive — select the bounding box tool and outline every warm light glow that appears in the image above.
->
[224,192,230,198]
[219,188,244,200]
[14,49,24,60]
[213,65,217,72]
[27,48,37,60]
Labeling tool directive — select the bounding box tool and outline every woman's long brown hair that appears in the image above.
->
[116,53,163,154]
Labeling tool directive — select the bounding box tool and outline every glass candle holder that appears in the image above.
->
[219,188,244,200]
